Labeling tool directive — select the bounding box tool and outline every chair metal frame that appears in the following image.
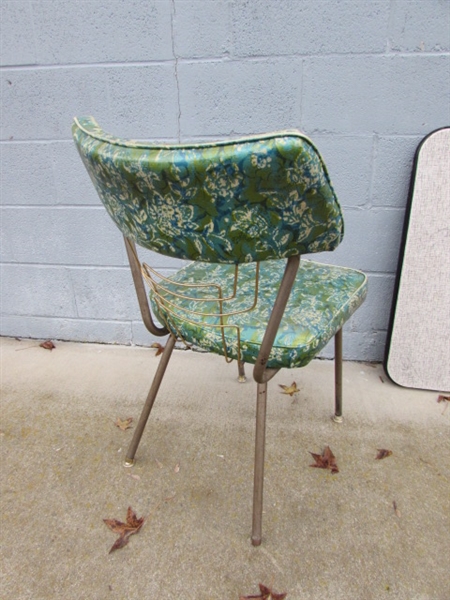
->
[123,235,343,546]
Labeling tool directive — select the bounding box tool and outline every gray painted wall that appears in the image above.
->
[1,0,449,360]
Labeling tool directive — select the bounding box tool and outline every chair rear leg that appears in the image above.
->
[238,360,246,383]
[251,381,268,546]
[124,334,177,466]
[333,328,343,423]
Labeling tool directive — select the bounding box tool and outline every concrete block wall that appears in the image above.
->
[1,0,449,361]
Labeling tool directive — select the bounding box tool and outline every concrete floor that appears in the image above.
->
[1,337,449,600]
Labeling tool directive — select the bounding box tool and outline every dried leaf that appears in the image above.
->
[39,340,55,351]
[240,583,287,600]
[155,458,164,469]
[128,473,140,481]
[174,463,180,473]
[437,395,450,403]
[115,417,133,431]
[376,449,392,460]
[309,446,339,473]
[278,382,299,397]
[393,500,401,518]
[379,375,385,383]
[151,342,165,356]
[103,506,145,553]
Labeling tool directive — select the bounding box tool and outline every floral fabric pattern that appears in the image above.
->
[73,117,367,369]
[72,117,344,264]
[151,260,368,369]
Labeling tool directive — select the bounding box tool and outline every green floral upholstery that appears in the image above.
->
[72,117,343,264]
[73,117,367,370]
[151,260,367,369]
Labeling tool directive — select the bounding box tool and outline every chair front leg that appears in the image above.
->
[124,333,177,466]
[333,327,343,423]
[252,381,268,546]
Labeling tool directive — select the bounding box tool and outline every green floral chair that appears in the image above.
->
[73,117,367,545]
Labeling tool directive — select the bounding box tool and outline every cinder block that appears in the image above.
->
[312,134,373,208]
[319,328,386,362]
[52,142,103,205]
[0,314,132,344]
[349,274,396,332]
[69,267,140,320]
[1,68,110,141]
[371,136,423,207]
[1,143,57,205]
[313,207,405,273]
[344,330,387,362]
[0,1,36,66]
[1,207,126,266]
[389,0,450,52]
[32,0,173,64]
[1,264,77,318]
[174,1,230,58]
[106,65,179,140]
[132,320,169,347]
[232,0,389,57]
[303,55,450,135]
[178,58,302,137]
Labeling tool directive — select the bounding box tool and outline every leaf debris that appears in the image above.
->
[103,506,145,553]
[151,342,165,356]
[309,446,339,473]
[240,583,287,600]
[437,395,450,414]
[115,417,133,431]
[39,340,55,350]
[393,500,401,518]
[278,382,299,397]
[376,449,393,460]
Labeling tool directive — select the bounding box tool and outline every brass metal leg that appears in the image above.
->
[333,328,343,423]
[124,334,177,466]
[238,360,246,383]
[251,381,268,546]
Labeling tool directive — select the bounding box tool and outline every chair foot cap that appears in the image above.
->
[333,415,343,424]
[238,375,247,383]
[251,536,262,547]
[123,458,135,468]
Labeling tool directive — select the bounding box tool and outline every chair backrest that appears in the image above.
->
[72,117,344,264]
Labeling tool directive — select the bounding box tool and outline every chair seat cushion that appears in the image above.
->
[151,260,367,369]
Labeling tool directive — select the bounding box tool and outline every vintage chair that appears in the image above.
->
[73,117,367,545]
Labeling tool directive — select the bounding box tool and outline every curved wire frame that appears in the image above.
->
[140,259,261,365]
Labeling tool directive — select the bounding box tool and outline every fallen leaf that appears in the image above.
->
[103,506,145,553]
[376,449,392,460]
[115,417,133,431]
[39,340,55,351]
[174,463,180,473]
[309,446,339,473]
[278,382,299,396]
[379,375,385,383]
[240,583,287,600]
[437,395,450,414]
[151,342,165,356]
[127,473,140,481]
[393,500,401,518]
[155,458,164,469]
